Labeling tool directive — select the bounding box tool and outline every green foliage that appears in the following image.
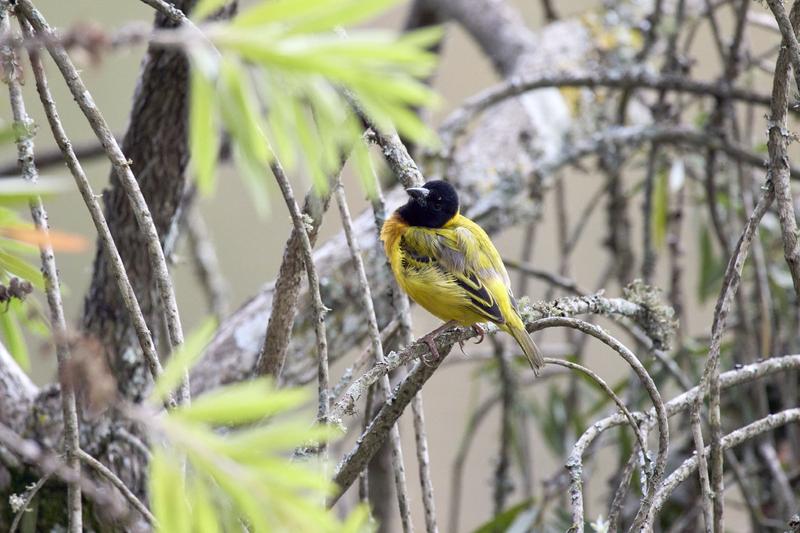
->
[148,321,368,533]
[0,299,29,369]
[471,499,537,533]
[0,178,77,367]
[188,0,440,208]
[697,222,726,303]
[151,318,218,403]
[651,168,668,250]
[530,385,569,456]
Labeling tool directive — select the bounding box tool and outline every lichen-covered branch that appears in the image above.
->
[330,289,675,501]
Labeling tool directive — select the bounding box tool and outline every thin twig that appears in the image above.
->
[545,358,646,455]
[333,181,413,533]
[364,128,425,188]
[606,443,641,531]
[18,0,190,404]
[20,19,174,406]
[503,258,588,295]
[1,7,81,530]
[185,205,229,321]
[0,422,128,520]
[139,0,188,23]
[651,409,800,517]
[689,179,776,533]
[438,68,779,157]
[492,339,513,516]
[765,0,800,300]
[757,442,798,516]
[77,448,156,526]
[539,318,667,533]
[9,473,50,533]
[255,181,334,379]
[268,159,330,426]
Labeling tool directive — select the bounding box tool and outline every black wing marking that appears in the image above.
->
[452,269,505,324]
[400,234,504,324]
[400,236,433,270]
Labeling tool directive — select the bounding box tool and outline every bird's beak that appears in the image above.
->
[406,187,429,201]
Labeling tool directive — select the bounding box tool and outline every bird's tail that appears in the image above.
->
[508,324,544,375]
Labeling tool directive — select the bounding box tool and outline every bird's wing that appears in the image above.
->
[401,221,510,324]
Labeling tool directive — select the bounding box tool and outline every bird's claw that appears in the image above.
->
[421,336,440,366]
[472,324,485,344]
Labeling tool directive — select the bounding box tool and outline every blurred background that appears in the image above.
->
[0,0,786,531]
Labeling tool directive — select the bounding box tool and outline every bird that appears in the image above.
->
[380,179,544,374]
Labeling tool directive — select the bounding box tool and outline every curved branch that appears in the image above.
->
[536,318,668,533]
[650,409,800,518]
[330,292,674,503]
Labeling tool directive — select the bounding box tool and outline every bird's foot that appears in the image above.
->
[471,324,485,344]
[420,335,441,366]
[418,321,457,366]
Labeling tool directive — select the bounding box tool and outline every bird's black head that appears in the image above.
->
[397,180,459,228]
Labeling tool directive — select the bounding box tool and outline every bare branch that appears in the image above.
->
[77,449,156,526]
[651,409,800,517]
[268,159,330,424]
[9,473,50,533]
[331,292,673,502]
[21,18,173,405]
[18,0,190,403]
[765,0,800,299]
[333,181,413,532]
[255,183,333,379]
[0,422,128,521]
[185,205,229,322]
[1,8,81,529]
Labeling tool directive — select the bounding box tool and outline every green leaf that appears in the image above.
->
[150,449,191,533]
[471,499,535,533]
[651,167,668,250]
[233,144,272,217]
[217,421,337,459]
[218,59,270,167]
[193,0,227,20]
[172,379,307,425]
[0,250,44,290]
[0,300,28,370]
[0,124,18,146]
[352,139,377,199]
[340,504,370,533]
[189,67,220,195]
[151,318,218,404]
[697,223,725,303]
[188,478,220,533]
[233,0,399,32]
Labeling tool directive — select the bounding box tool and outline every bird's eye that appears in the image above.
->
[432,202,442,211]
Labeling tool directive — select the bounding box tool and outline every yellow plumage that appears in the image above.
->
[381,209,544,373]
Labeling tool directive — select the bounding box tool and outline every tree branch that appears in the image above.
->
[330,291,674,502]
[18,0,191,403]
[1,8,81,529]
